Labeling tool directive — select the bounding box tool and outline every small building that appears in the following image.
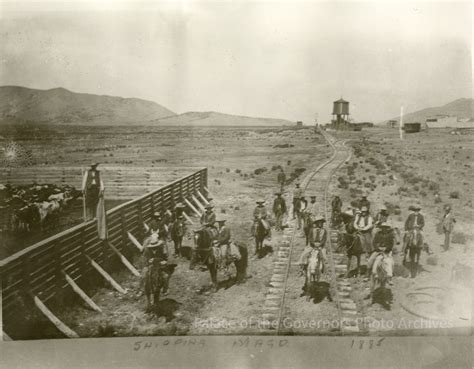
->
[296,121,303,128]
[403,122,421,133]
[425,115,473,129]
[387,120,398,128]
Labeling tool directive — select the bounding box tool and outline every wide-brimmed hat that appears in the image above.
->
[379,222,391,228]
[175,202,185,209]
[274,192,282,196]
[361,206,368,212]
[148,234,162,248]
[344,209,354,216]
[310,195,316,199]
[313,215,325,223]
[409,205,421,211]
[205,204,214,209]
[361,194,368,198]
[295,183,300,187]
[91,162,99,167]
[153,211,161,217]
[216,217,226,223]
[256,200,265,204]
[300,195,306,199]
[379,205,387,211]
[212,240,220,245]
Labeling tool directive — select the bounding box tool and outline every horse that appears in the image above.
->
[252,218,267,255]
[404,228,423,278]
[370,252,393,293]
[143,258,177,311]
[193,228,247,291]
[341,231,365,277]
[170,219,186,256]
[304,248,324,301]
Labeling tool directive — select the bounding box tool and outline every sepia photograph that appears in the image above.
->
[0,0,472,367]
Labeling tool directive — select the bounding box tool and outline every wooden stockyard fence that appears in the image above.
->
[1,167,208,340]
[0,166,200,200]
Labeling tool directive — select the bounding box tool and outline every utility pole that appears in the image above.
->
[399,106,404,141]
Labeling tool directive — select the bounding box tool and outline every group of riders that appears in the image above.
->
[137,180,432,307]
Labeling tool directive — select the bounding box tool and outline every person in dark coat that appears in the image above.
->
[402,204,424,256]
[442,205,456,251]
[358,194,371,211]
[273,192,287,230]
[292,183,303,219]
[81,162,104,220]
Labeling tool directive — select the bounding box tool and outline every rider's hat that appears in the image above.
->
[148,234,162,248]
[409,204,421,211]
[379,222,391,228]
[90,162,99,168]
[361,206,368,212]
[344,209,354,216]
[175,202,185,209]
[205,204,214,209]
[216,217,226,223]
[256,200,265,204]
[300,195,306,199]
[212,240,219,246]
[295,183,300,186]
[361,193,368,198]
[274,192,282,196]
[313,215,326,223]
[379,205,388,211]
[310,195,316,198]
[153,211,161,218]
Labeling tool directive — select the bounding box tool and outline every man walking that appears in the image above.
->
[292,183,303,219]
[442,205,456,251]
[402,204,424,258]
[273,192,287,230]
[277,168,286,192]
[253,200,271,239]
[354,206,374,254]
[82,162,104,221]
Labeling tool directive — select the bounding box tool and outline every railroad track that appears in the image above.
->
[262,131,365,334]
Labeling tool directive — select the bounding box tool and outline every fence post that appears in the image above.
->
[21,255,31,305]
[53,240,63,303]
[137,199,143,240]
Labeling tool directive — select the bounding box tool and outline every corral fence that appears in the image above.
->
[0,166,198,200]
[1,167,207,339]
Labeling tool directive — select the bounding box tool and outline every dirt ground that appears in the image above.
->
[3,125,472,337]
[48,126,330,337]
[327,128,473,335]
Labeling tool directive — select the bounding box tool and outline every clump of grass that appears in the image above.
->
[254,167,268,175]
[452,231,467,244]
[449,191,460,199]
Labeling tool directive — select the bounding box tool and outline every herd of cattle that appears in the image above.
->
[0,183,82,233]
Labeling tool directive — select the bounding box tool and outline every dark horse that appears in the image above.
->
[252,219,267,255]
[170,219,186,256]
[403,228,423,278]
[338,213,364,277]
[144,259,177,311]
[192,228,247,291]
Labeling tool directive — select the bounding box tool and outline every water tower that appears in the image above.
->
[332,98,350,130]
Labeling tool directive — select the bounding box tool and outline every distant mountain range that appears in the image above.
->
[385,98,473,124]
[0,86,293,126]
[0,86,175,125]
[151,111,292,126]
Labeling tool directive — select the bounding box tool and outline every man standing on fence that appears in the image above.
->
[82,163,105,221]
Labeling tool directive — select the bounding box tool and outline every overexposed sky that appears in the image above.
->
[0,0,471,123]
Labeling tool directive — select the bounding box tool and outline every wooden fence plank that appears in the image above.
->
[33,295,79,338]
[87,256,126,294]
[62,271,102,312]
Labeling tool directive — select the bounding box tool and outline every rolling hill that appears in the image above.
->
[385,98,473,124]
[0,86,176,125]
[0,86,294,126]
[152,111,293,126]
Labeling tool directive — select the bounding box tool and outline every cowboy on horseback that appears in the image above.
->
[354,206,374,254]
[201,204,217,230]
[253,200,271,239]
[402,204,424,262]
[297,215,327,273]
[367,222,394,285]
[141,234,170,297]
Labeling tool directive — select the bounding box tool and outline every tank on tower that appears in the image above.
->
[332,98,350,130]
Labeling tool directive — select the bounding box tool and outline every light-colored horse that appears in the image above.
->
[304,248,324,301]
[370,252,394,293]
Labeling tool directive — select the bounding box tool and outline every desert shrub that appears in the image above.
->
[235,169,242,174]
[452,232,467,244]
[413,185,419,192]
[274,143,294,148]
[287,160,291,165]
[449,191,460,199]
[420,191,427,197]
[226,168,230,173]
[254,167,268,175]
[271,165,282,171]
[426,256,438,266]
